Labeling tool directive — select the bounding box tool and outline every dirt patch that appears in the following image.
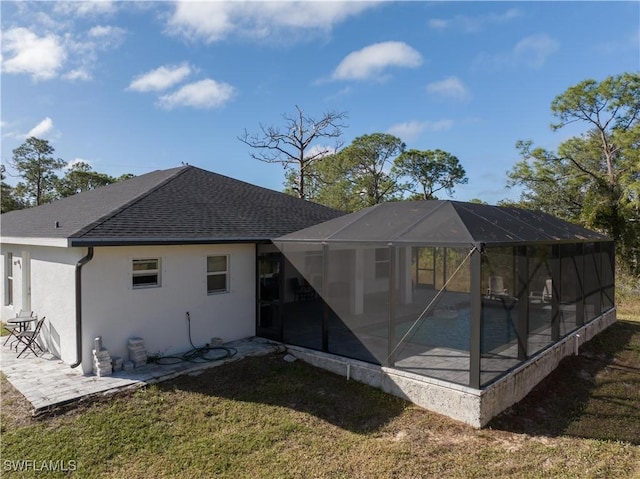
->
[1,373,35,430]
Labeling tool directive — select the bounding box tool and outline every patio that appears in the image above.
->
[0,337,284,414]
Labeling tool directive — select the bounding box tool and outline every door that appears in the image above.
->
[414,247,436,289]
[257,253,283,340]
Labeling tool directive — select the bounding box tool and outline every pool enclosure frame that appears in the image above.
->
[265,201,615,391]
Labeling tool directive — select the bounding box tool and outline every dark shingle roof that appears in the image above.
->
[1,166,344,246]
[277,200,609,246]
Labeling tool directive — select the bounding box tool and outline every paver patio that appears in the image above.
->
[1,337,284,413]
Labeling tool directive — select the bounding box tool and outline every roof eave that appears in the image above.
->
[68,237,275,247]
[0,236,71,248]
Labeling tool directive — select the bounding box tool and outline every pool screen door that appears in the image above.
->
[257,253,283,340]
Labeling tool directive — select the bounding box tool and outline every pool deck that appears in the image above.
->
[1,337,284,414]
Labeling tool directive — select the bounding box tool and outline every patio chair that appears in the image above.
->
[16,316,45,358]
[530,279,553,304]
[2,310,34,347]
[2,323,21,347]
[487,276,508,298]
[290,277,315,302]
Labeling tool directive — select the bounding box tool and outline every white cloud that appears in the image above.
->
[429,8,522,33]
[387,120,454,141]
[89,25,117,37]
[26,117,54,138]
[157,79,236,110]
[63,69,92,81]
[1,28,66,81]
[88,25,126,47]
[165,1,377,43]
[473,33,559,70]
[513,34,560,68]
[304,144,336,160]
[1,18,125,82]
[53,1,117,17]
[128,64,192,93]
[428,19,449,30]
[331,41,423,81]
[426,77,470,101]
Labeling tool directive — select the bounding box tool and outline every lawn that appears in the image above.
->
[1,302,639,478]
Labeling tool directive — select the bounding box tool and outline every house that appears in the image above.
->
[1,167,616,426]
[0,166,343,374]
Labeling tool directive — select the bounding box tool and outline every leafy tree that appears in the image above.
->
[393,149,467,200]
[116,173,136,182]
[56,161,116,197]
[239,106,348,200]
[1,165,25,213]
[10,137,66,206]
[508,72,640,274]
[307,133,406,212]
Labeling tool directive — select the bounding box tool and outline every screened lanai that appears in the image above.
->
[267,200,615,389]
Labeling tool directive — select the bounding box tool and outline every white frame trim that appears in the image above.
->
[5,252,13,306]
[132,258,161,289]
[206,254,229,295]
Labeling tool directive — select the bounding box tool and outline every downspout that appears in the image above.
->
[70,247,94,368]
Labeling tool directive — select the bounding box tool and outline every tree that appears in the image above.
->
[307,133,406,212]
[393,149,467,200]
[56,161,116,198]
[508,72,640,273]
[10,137,66,206]
[238,106,347,200]
[1,165,25,213]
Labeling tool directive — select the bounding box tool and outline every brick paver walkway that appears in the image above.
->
[1,338,284,413]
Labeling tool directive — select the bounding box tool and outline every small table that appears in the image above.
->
[7,316,37,332]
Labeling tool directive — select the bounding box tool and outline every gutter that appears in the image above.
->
[70,247,94,368]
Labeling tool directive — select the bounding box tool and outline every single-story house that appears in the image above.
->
[0,165,343,373]
[1,165,616,426]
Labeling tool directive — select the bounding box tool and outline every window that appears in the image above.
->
[207,255,229,294]
[5,253,13,305]
[375,248,389,279]
[132,258,160,289]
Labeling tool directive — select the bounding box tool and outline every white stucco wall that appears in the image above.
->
[1,244,82,363]
[80,244,256,374]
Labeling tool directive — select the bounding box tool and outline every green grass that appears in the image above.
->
[2,313,640,479]
[1,291,639,478]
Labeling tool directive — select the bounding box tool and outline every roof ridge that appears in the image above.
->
[454,202,531,242]
[323,204,378,241]
[389,200,451,241]
[71,166,190,238]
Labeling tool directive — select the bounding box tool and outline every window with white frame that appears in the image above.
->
[207,255,229,294]
[5,253,13,305]
[375,248,389,279]
[132,258,161,289]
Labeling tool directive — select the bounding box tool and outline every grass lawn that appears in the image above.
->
[1,303,639,478]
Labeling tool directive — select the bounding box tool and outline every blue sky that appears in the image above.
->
[2,1,638,205]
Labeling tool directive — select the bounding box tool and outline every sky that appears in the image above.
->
[1,1,638,205]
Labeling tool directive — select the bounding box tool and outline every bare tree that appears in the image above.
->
[239,106,347,199]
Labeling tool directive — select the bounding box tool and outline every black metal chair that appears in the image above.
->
[290,277,316,302]
[3,310,34,348]
[2,323,21,347]
[16,316,45,358]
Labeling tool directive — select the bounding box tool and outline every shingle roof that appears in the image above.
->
[1,166,344,246]
[276,200,609,247]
